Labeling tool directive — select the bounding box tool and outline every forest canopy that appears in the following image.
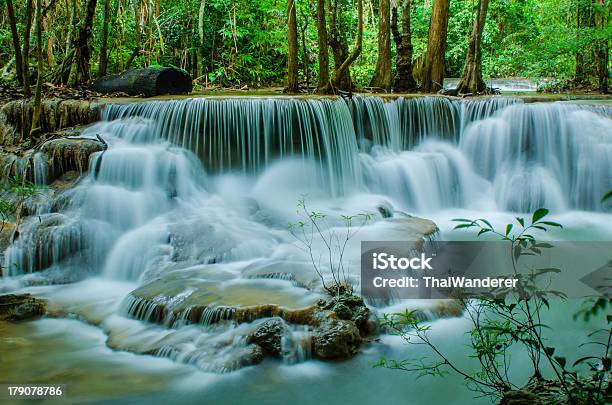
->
[0,0,610,93]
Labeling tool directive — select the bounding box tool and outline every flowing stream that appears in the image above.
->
[1,95,611,404]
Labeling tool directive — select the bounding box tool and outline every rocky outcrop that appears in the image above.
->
[247,317,290,357]
[0,293,47,321]
[4,213,91,275]
[40,136,103,181]
[0,133,103,186]
[312,316,362,359]
[0,99,100,146]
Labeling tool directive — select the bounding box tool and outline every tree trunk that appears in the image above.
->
[594,0,610,93]
[316,0,330,91]
[5,0,24,87]
[327,0,352,90]
[99,0,111,77]
[392,0,416,92]
[198,0,206,80]
[126,1,142,69]
[299,15,311,89]
[370,0,392,90]
[75,0,98,84]
[420,0,450,93]
[30,0,44,141]
[287,0,300,92]
[324,0,362,92]
[92,67,192,97]
[455,0,489,94]
[22,0,34,96]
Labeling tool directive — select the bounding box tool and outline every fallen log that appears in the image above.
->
[92,67,192,97]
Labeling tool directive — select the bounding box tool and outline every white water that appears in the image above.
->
[2,96,611,404]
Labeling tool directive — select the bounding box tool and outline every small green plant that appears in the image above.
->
[289,196,372,295]
[377,208,611,404]
[0,174,42,233]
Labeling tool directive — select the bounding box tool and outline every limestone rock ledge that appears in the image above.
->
[0,294,47,322]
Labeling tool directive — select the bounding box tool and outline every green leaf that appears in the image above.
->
[516,217,525,227]
[505,224,513,236]
[539,221,563,228]
[536,267,561,275]
[453,223,475,230]
[479,219,493,229]
[532,208,549,223]
[544,346,555,356]
[554,356,566,369]
[602,190,612,203]
[572,356,599,367]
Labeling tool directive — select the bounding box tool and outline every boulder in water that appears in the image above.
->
[0,294,47,321]
[247,317,290,357]
[40,136,103,181]
[92,67,192,97]
[312,315,362,360]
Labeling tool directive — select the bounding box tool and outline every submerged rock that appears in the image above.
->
[247,317,290,357]
[0,294,47,321]
[312,315,362,360]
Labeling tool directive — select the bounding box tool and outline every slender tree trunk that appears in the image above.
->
[299,15,311,89]
[198,0,206,80]
[328,0,362,91]
[5,0,24,86]
[456,0,489,94]
[75,0,98,83]
[22,0,34,96]
[370,0,392,90]
[287,0,300,92]
[594,0,610,93]
[392,0,416,92]
[126,1,142,69]
[99,0,111,77]
[316,0,330,91]
[30,0,44,141]
[575,0,586,84]
[420,0,450,93]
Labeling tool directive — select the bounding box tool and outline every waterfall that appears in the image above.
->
[3,96,612,281]
[2,95,611,380]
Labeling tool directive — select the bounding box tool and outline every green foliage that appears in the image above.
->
[0,0,609,88]
[0,175,41,230]
[379,208,610,403]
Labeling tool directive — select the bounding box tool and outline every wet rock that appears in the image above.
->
[40,137,103,181]
[247,317,290,357]
[499,390,543,405]
[1,99,100,144]
[227,344,265,370]
[321,293,370,334]
[5,213,91,274]
[312,315,362,360]
[0,223,16,277]
[0,294,47,321]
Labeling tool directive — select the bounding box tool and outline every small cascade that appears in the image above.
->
[281,326,312,364]
[460,102,612,211]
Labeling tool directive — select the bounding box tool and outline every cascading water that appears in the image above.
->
[2,96,611,402]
